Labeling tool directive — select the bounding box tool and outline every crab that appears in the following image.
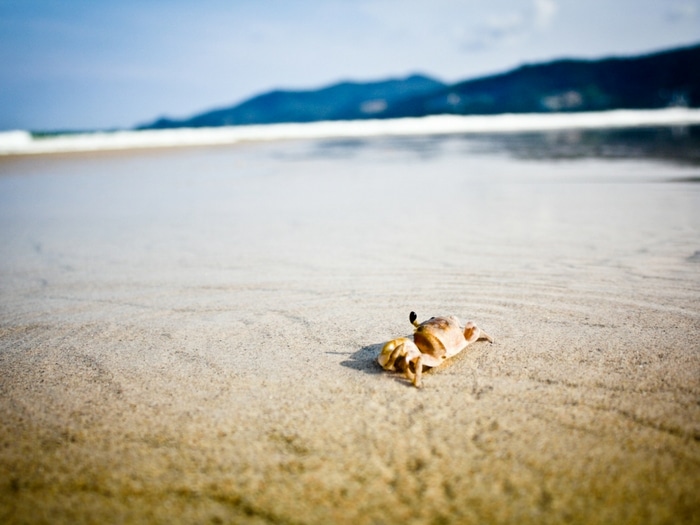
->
[378,311,493,387]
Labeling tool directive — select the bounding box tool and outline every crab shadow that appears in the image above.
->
[339,343,384,376]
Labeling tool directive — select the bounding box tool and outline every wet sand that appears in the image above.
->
[1,135,699,524]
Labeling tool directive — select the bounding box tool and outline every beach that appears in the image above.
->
[1,129,699,524]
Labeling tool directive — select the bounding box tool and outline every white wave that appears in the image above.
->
[2,108,700,156]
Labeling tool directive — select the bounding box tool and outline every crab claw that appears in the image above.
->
[378,337,424,387]
[463,321,494,344]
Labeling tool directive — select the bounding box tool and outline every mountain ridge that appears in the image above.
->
[139,42,700,129]
[142,74,445,129]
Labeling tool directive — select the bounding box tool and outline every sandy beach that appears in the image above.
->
[1,131,699,524]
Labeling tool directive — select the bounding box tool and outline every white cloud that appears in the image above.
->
[534,0,559,28]
[462,0,559,52]
[482,12,527,44]
[666,1,699,21]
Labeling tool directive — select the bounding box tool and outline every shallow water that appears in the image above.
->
[1,129,698,317]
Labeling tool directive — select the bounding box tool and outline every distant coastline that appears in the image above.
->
[1,108,700,157]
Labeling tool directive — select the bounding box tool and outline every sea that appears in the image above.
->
[0,109,699,324]
[1,108,700,156]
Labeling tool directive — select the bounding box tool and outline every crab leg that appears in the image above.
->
[406,354,423,388]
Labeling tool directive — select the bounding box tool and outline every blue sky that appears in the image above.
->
[1,0,699,131]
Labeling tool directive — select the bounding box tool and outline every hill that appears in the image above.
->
[139,43,700,129]
[142,74,445,129]
[383,43,700,118]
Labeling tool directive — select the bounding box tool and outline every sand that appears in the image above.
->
[0,134,699,524]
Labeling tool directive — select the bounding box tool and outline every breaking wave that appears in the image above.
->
[2,108,700,156]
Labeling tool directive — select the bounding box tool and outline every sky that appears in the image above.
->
[1,0,699,131]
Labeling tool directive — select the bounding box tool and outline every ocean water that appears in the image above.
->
[2,108,700,156]
[0,120,699,325]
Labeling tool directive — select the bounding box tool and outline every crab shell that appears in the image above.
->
[412,315,470,366]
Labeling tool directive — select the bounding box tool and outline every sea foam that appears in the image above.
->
[2,108,700,156]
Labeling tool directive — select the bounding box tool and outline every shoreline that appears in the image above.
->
[2,108,700,157]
